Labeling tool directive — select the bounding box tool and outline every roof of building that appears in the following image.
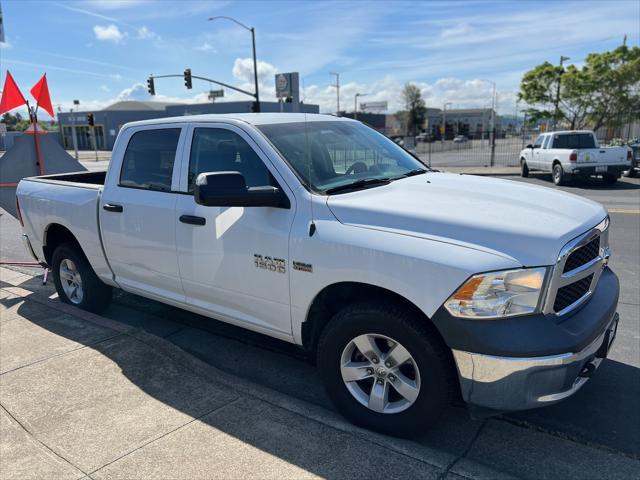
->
[123,113,350,129]
[441,108,495,115]
[102,101,183,112]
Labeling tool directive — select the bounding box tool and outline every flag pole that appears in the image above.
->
[27,100,45,176]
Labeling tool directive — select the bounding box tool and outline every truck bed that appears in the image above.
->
[25,170,107,187]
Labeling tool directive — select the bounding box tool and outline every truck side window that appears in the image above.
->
[542,136,551,149]
[188,128,274,192]
[120,128,181,191]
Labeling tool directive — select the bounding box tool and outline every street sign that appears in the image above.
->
[275,73,291,98]
[360,101,388,112]
[208,89,224,100]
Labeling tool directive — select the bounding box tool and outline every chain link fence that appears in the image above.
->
[415,129,541,168]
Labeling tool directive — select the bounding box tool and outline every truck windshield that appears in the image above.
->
[257,121,427,193]
[552,133,596,149]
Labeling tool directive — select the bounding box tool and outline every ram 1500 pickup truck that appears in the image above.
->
[519,130,632,186]
[17,114,619,436]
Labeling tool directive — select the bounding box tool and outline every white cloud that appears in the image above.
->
[195,42,215,52]
[136,26,160,41]
[93,24,126,44]
[99,85,111,92]
[441,22,473,38]
[232,58,278,82]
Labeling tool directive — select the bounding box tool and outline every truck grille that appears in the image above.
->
[544,217,609,316]
[553,274,594,312]
[563,237,600,273]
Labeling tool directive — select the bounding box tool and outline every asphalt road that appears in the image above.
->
[1,173,638,463]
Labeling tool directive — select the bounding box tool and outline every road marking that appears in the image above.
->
[608,208,640,214]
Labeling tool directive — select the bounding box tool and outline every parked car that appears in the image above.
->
[519,130,632,185]
[17,114,619,436]
[623,143,639,177]
[452,135,468,143]
[416,133,434,143]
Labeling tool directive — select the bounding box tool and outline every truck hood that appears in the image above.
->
[326,173,607,266]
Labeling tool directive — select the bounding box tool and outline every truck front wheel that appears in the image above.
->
[317,302,454,436]
[52,242,112,313]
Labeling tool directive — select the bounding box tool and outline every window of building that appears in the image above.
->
[119,128,181,191]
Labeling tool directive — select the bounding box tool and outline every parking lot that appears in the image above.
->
[1,171,638,478]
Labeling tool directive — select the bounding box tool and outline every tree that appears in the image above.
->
[400,83,427,135]
[519,45,640,131]
[1,112,52,132]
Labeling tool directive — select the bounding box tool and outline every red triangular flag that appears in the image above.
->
[30,74,54,118]
[0,71,27,114]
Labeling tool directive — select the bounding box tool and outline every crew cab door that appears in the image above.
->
[100,125,186,303]
[174,123,296,337]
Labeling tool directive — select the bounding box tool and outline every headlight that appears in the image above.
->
[444,267,548,319]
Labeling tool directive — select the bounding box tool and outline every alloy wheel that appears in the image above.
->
[340,333,421,414]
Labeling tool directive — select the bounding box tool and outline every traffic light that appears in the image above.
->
[184,68,192,89]
[147,76,155,96]
[87,113,95,127]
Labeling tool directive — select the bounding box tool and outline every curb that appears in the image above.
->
[1,273,513,479]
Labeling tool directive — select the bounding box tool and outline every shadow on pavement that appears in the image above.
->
[2,272,639,479]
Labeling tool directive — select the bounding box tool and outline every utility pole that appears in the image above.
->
[354,93,368,120]
[71,100,79,160]
[552,55,570,130]
[330,72,340,115]
[442,102,452,143]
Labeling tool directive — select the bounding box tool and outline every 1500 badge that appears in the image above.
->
[254,254,286,274]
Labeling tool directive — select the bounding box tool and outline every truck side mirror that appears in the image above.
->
[526,144,534,149]
[194,171,289,209]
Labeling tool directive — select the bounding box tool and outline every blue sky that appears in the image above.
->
[1,0,638,118]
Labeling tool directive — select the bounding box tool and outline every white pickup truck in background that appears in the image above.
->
[16,114,620,436]
[519,130,632,185]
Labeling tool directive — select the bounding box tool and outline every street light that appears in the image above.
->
[442,102,452,142]
[208,16,260,112]
[330,72,340,115]
[354,93,368,120]
[552,55,570,130]
[481,80,497,144]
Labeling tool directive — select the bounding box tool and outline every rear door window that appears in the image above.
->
[120,128,181,191]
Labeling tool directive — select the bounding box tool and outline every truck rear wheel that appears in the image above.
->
[317,302,453,437]
[552,163,566,186]
[52,242,112,313]
[602,174,618,185]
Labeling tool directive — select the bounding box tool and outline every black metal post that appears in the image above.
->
[251,27,260,112]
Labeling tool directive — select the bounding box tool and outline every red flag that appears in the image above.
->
[0,71,27,114]
[30,74,54,118]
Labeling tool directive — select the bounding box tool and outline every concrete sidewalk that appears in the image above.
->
[1,267,639,479]
[0,268,488,480]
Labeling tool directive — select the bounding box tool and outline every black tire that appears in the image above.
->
[623,168,637,178]
[602,174,618,185]
[52,242,112,313]
[317,302,454,437]
[552,163,565,186]
[520,159,529,178]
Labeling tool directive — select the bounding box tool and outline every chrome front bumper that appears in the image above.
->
[452,312,619,411]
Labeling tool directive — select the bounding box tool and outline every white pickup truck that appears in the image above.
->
[17,114,619,436]
[519,130,632,185]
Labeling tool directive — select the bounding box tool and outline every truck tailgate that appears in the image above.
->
[16,179,113,280]
[578,148,629,166]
